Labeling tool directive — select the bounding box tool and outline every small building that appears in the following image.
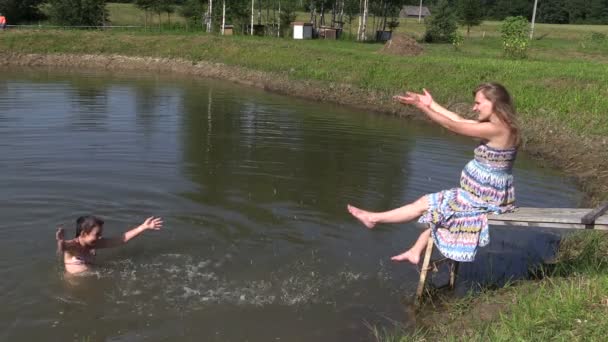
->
[253,24,265,36]
[375,30,392,42]
[318,26,341,40]
[293,22,313,40]
[399,6,431,18]
[222,25,234,35]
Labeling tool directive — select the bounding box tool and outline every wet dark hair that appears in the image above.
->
[75,215,104,237]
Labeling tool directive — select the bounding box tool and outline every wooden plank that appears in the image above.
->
[490,208,608,224]
[488,218,608,230]
[582,202,608,225]
[488,207,608,230]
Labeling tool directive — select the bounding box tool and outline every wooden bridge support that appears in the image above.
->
[414,202,608,306]
[415,237,459,307]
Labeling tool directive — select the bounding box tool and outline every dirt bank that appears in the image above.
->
[3,53,607,205]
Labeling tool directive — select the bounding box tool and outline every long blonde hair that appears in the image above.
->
[474,82,521,146]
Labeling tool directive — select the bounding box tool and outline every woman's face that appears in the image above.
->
[473,91,494,121]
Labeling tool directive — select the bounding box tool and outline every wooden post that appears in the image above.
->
[581,202,608,226]
[530,0,538,39]
[449,260,459,289]
[415,235,435,305]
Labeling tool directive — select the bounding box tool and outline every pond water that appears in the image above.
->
[0,67,582,341]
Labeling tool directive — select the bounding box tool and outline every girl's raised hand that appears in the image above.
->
[56,226,65,241]
[141,216,163,230]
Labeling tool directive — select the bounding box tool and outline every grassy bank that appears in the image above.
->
[2,30,608,136]
[378,231,608,341]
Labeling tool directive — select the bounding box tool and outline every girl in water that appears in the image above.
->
[56,215,163,274]
[348,83,519,263]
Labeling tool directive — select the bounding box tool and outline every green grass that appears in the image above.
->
[2,29,608,137]
[375,232,608,341]
[107,2,186,26]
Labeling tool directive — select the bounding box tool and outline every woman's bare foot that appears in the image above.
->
[390,250,421,265]
[347,204,377,229]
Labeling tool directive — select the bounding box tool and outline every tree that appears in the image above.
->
[358,0,369,40]
[424,0,458,43]
[160,1,175,25]
[48,0,108,26]
[343,0,359,38]
[180,0,205,28]
[457,0,483,36]
[537,0,568,24]
[279,1,297,37]
[488,0,531,20]
[0,0,46,24]
[587,0,608,24]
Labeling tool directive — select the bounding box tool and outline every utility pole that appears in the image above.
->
[530,0,539,39]
[418,0,423,24]
[251,0,254,35]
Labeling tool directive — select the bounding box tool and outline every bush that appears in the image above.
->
[47,0,108,26]
[588,31,607,41]
[579,31,608,50]
[500,16,529,58]
[180,0,203,27]
[452,31,464,50]
[423,0,458,43]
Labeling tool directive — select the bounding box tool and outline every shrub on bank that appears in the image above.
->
[500,16,529,58]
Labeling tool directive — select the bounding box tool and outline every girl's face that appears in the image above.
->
[473,91,494,121]
[81,226,103,247]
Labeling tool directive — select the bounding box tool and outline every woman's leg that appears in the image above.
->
[347,196,428,229]
[390,228,431,265]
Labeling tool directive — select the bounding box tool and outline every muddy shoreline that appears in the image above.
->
[3,53,606,205]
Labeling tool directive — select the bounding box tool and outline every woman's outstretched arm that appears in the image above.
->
[395,92,501,140]
[409,89,478,123]
[429,101,478,123]
[418,105,501,140]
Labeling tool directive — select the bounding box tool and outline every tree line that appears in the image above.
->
[1,0,608,27]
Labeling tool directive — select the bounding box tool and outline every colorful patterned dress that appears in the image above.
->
[418,143,517,262]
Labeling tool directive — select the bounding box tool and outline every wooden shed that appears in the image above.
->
[399,5,431,18]
[222,25,234,35]
[293,22,313,40]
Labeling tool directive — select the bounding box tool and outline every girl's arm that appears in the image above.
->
[56,227,65,256]
[95,216,163,249]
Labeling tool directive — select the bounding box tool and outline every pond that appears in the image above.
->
[0,67,582,341]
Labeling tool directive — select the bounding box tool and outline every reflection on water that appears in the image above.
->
[0,67,582,341]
